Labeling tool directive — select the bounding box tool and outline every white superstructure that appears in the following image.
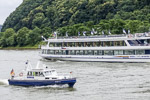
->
[40,33,150,62]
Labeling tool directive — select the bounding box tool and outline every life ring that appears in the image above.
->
[19,72,23,77]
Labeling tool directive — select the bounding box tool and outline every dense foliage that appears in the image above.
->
[0,0,150,47]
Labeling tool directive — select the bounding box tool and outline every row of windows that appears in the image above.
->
[42,50,147,55]
[27,71,56,76]
[49,41,126,47]
[28,71,44,76]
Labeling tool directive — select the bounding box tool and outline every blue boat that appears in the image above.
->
[8,61,76,87]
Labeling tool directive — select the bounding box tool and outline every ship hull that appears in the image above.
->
[8,78,76,87]
[41,55,150,63]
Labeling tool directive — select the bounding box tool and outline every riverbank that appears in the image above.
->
[0,46,40,50]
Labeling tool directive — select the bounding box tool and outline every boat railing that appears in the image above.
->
[49,34,127,39]
[48,32,150,39]
[130,43,150,46]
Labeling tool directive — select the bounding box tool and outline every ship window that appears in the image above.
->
[104,50,114,55]
[58,50,62,55]
[116,41,121,46]
[49,50,54,54]
[27,71,32,76]
[84,42,88,47]
[78,42,82,47]
[124,50,135,55]
[114,50,123,55]
[80,50,83,55]
[88,50,93,55]
[94,50,98,55]
[64,42,67,47]
[40,72,44,76]
[49,43,55,47]
[147,39,150,44]
[55,50,59,55]
[136,50,145,55]
[45,71,51,76]
[52,70,55,72]
[104,41,111,46]
[43,50,46,54]
[42,50,44,54]
[72,42,75,47]
[110,41,113,46]
[56,43,62,47]
[68,42,72,47]
[62,50,66,55]
[96,42,100,47]
[97,50,103,55]
[93,42,97,47]
[35,72,39,76]
[76,50,80,55]
[145,50,150,54]
[84,50,88,55]
[87,42,93,47]
[70,50,74,55]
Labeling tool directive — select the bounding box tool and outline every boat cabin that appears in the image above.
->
[27,68,58,77]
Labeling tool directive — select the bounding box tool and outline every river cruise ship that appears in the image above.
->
[40,33,150,62]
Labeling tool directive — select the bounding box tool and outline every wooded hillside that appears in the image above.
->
[0,0,150,47]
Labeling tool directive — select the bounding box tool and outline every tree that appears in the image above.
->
[27,27,41,45]
[3,28,16,46]
[16,27,30,46]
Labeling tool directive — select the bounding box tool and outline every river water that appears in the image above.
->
[0,50,150,100]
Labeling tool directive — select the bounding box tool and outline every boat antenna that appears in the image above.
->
[25,60,32,70]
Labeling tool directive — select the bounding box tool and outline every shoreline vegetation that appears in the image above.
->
[0,47,39,50]
[0,45,40,50]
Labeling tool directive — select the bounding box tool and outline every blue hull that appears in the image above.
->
[8,78,76,87]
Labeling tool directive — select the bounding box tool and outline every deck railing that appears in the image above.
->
[48,32,150,39]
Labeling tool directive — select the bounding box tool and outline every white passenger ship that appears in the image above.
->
[40,33,150,62]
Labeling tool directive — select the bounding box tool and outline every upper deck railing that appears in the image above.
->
[49,34,127,39]
[48,32,150,39]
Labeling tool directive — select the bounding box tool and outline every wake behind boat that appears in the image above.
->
[8,61,76,88]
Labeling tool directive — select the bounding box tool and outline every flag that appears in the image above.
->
[78,32,80,36]
[108,30,111,35]
[91,31,94,35]
[61,47,66,49]
[83,31,86,36]
[66,32,68,37]
[128,29,130,34]
[102,31,104,35]
[92,28,97,34]
[123,29,126,34]
[53,31,57,37]
[10,69,15,76]
[94,31,97,34]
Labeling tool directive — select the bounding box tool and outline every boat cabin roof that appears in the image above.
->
[29,68,56,72]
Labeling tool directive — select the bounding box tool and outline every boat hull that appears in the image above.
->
[41,55,150,63]
[8,78,76,87]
